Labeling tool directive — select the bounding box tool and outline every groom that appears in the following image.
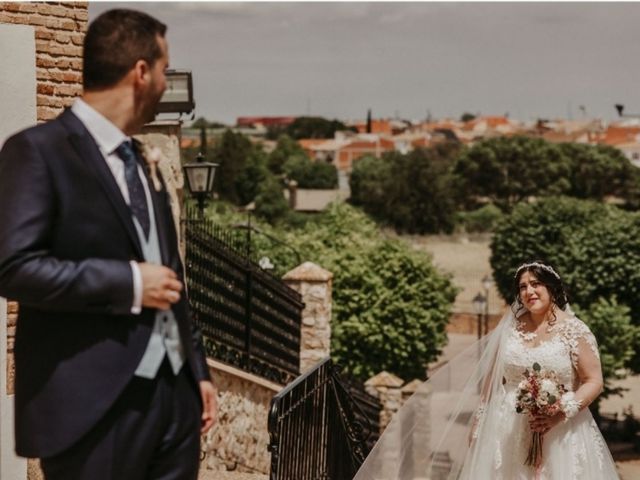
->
[0,9,216,479]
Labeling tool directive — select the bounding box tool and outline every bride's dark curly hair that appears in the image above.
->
[512,261,569,322]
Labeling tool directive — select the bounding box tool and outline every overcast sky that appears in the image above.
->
[89,2,640,125]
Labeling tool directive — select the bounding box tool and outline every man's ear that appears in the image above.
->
[132,59,151,87]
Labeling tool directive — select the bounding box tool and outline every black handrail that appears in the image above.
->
[268,358,381,480]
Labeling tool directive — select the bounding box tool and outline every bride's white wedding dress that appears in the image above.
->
[459,315,619,479]
[353,309,620,480]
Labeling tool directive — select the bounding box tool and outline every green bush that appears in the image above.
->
[490,196,640,374]
[455,204,504,233]
[573,298,638,401]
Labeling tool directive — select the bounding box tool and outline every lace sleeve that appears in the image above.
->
[561,317,604,409]
[562,317,600,370]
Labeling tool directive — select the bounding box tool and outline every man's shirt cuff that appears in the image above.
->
[130,261,142,314]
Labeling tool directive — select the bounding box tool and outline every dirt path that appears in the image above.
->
[407,233,505,315]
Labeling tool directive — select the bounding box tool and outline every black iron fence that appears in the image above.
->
[268,358,381,480]
[185,213,304,385]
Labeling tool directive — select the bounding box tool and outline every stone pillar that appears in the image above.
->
[136,121,185,258]
[282,262,333,374]
[364,371,404,432]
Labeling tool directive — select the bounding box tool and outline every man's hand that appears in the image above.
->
[199,381,218,434]
[139,263,183,310]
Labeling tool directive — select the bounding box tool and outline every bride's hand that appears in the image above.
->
[529,411,566,434]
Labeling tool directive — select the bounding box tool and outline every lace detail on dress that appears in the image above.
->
[554,317,600,369]
[589,418,605,470]
[571,430,587,478]
[494,439,502,470]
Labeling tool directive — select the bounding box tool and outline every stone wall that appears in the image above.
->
[200,361,281,477]
[0,2,88,123]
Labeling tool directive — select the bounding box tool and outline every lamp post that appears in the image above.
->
[472,292,487,342]
[614,104,640,118]
[481,275,493,335]
[472,292,487,391]
[183,152,218,217]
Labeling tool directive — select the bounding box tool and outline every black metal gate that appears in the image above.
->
[185,215,304,385]
[268,358,381,480]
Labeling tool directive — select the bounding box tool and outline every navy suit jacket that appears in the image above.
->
[0,109,211,458]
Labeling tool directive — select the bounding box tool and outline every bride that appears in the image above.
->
[353,261,619,479]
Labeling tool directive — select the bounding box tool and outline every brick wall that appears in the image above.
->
[0,1,88,122]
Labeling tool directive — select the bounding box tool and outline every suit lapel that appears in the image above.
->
[141,163,171,267]
[60,110,144,259]
[131,139,176,268]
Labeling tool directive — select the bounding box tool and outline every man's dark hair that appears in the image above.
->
[83,9,167,90]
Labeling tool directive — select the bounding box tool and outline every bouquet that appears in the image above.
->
[515,362,566,468]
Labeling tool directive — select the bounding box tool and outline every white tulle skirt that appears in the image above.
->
[459,388,619,480]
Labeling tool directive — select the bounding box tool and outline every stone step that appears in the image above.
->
[199,470,268,480]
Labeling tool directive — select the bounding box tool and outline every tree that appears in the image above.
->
[453,136,571,211]
[279,116,356,140]
[282,155,338,189]
[349,154,390,217]
[460,112,476,122]
[350,143,463,234]
[253,176,289,223]
[212,129,272,206]
[235,148,270,206]
[212,129,252,204]
[557,142,637,201]
[191,117,226,129]
[330,240,458,380]
[268,135,307,174]
[454,136,640,211]
[490,196,640,374]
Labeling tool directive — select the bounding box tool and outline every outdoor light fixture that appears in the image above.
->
[183,152,218,216]
[472,291,487,385]
[614,104,640,118]
[481,275,493,293]
[472,292,487,341]
[472,292,486,317]
[157,70,195,115]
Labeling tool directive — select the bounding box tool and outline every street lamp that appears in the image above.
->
[614,104,640,118]
[472,292,487,388]
[472,292,487,341]
[481,275,493,335]
[183,152,218,217]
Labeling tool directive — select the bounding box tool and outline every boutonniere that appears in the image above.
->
[138,143,163,192]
